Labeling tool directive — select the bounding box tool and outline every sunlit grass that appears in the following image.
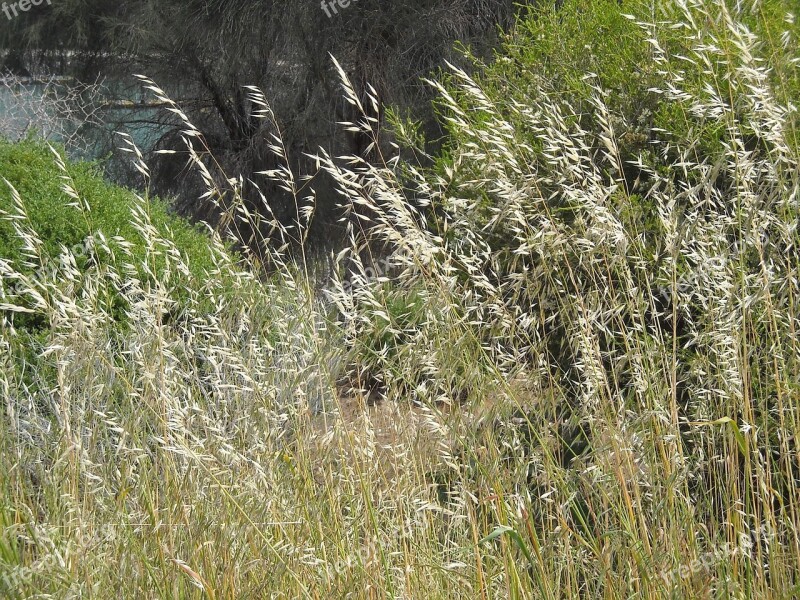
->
[1,1,800,597]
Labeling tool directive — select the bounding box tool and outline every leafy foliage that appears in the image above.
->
[0,137,226,332]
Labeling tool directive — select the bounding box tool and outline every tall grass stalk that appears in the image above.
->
[1,1,799,597]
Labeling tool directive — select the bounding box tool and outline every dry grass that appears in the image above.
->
[2,1,800,597]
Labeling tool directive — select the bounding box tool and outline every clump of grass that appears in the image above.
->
[1,0,800,598]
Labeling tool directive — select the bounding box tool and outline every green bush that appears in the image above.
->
[344,279,485,403]
[436,0,800,214]
[429,0,800,346]
[0,137,227,331]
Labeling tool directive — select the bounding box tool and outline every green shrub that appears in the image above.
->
[435,0,800,217]
[343,278,486,403]
[0,137,228,331]
[428,0,800,353]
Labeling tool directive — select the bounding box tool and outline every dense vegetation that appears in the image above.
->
[1,0,800,597]
[0,137,228,330]
[0,0,523,252]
